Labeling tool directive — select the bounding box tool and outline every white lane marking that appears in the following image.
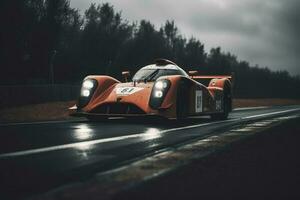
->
[0,108,300,158]
[0,120,235,158]
[0,119,85,127]
[242,108,300,120]
[233,106,269,111]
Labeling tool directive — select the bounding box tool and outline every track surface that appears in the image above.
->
[0,105,300,199]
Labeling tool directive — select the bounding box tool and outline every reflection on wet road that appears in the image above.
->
[0,105,300,199]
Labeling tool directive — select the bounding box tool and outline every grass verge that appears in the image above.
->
[0,101,76,123]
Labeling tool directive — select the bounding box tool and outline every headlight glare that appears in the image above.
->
[155,81,168,90]
[83,80,94,89]
[81,89,90,97]
[78,78,98,109]
[154,90,163,98]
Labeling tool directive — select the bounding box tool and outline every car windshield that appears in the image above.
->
[132,69,185,82]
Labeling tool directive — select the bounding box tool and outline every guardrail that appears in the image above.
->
[0,84,80,108]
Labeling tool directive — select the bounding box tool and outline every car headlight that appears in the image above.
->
[149,79,171,109]
[154,81,168,90]
[78,79,98,109]
[154,90,163,98]
[81,89,91,97]
[82,80,94,89]
[81,79,96,97]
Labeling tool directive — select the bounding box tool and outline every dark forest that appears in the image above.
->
[1,0,299,98]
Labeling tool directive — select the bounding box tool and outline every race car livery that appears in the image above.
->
[71,59,233,120]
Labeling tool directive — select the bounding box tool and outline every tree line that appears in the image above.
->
[1,0,299,98]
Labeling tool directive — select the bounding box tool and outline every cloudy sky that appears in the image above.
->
[70,0,300,76]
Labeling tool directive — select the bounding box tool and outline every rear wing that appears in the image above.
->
[188,71,235,86]
[191,75,233,80]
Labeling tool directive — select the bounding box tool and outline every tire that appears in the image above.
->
[176,82,188,120]
[211,86,231,120]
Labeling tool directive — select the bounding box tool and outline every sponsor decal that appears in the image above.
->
[195,90,203,113]
[116,87,144,96]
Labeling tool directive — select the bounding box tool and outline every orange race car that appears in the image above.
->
[71,59,233,120]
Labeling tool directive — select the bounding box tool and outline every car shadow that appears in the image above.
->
[80,116,222,128]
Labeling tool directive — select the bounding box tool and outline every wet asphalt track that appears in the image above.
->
[0,105,300,199]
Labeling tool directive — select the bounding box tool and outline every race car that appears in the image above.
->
[71,59,233,120]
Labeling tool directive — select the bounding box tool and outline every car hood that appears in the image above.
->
[113,82,154,96]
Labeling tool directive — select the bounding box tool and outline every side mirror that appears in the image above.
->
[122,71,130,82]
[188,71,198,76]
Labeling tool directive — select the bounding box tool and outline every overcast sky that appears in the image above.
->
[70,0,300,76]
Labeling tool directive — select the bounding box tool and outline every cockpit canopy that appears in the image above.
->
[132,60,188,82]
